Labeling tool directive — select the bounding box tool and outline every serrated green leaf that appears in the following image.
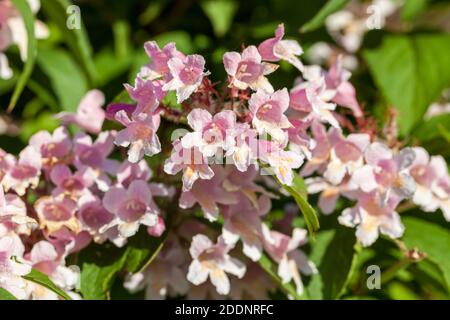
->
[201,0,237,37]
[0,287,17,300]
[402,217,450,293]
[8,0,37,112]
[23,268,72,300]
[364,34,450,135]
[37,47,88,112]
[300,0,350,33]
[307,227,356,299]
[41,0,97,85]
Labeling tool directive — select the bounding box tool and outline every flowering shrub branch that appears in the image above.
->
[1,0,450,300]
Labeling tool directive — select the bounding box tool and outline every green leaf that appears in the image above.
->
[364,34,450,135]
[258,253,306,300]
[23,268,72,300]
[282,173,320,236]
[124,229,168,273]
[78,242,128,300]
[402,217,450,293]
[0,287,17,300]
[307,227,356,299]
[95,48,132,86]
[7,0,37,112]
[79,228,167,299]
[41,0,98,85]
[300,0,350,33]
[37,47,88,112]
[201,0,237,37]
[413,114,450,142]
[401,0,429,21]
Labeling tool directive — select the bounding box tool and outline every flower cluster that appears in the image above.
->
[1,20,449,300]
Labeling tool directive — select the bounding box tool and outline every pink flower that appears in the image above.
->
[291,67,338,127]
[29,126,72,168]
[163,54,208,103]
[34,195,81,234]
[147,215,166,237]
[264,228,317,295]
[115,110,161,163]
[258,140,303,186]
[164,139,214,192]
[187,234,246,295]
[409,148,450,220]
[225,123,258,172]
[0,186,37,236]
[301,121,332,176]
[286,118,314,159]
[351,142,416,199]
[222,194,272,261]
[338,191,404,246]
[25,240,80,299]
[77,193,118,245]
[325,57,363,117]
[323,128,370,185]
[248,88,291,142]
[101,180,160,238]
[179,165,238,221]
[74,131,118,190]
[306,176,353,215]
[125,77,165,116]
[50,164,94,198]
[182,109,236,157]
[258,23,304,71]
[223,45,277,92]
[116,160,152,188]
[2,146,41,196]
[140,41,184,80]
[56,89,106,134]
[0,234,32,300]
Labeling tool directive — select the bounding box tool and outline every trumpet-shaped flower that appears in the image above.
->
[101,180,159,238]
[264,228,317,295]
[223,45,277,92]
[182,109,236,157]
[258,23,304,71]
[163,54,208,103]
[187,234,246,295]
[57,90,106,134]
[115,111,161,163]
[248,89,291,142]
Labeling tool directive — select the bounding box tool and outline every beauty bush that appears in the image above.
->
[1,7,450,299]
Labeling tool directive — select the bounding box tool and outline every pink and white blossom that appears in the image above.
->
[163,54,208,103]
[223,45,277,92]
[248,88,291,142]
[57,89,106,134]
[258,23,304,71]
[187,234,246,295]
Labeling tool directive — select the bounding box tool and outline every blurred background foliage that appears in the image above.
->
[1,0,450,300]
